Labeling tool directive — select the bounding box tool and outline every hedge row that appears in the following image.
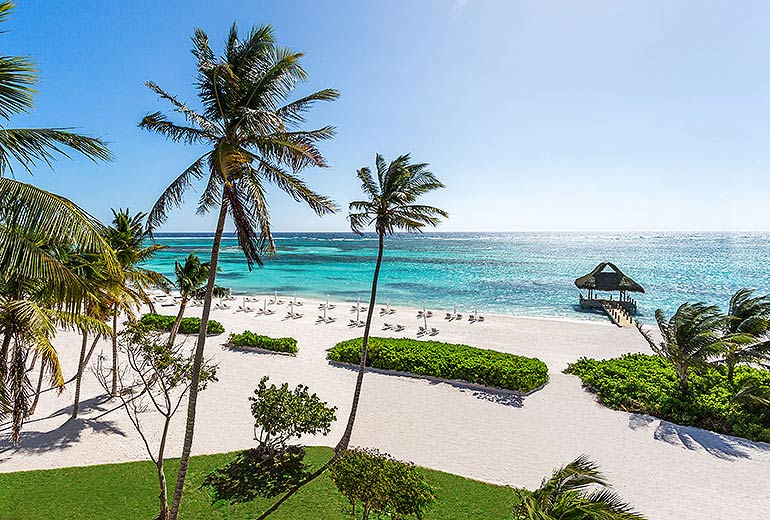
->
[139,313,225,335]
[227,331,298,354]
[566,354,770,443]
[327,337,548,393]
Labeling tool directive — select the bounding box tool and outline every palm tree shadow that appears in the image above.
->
[0,395,126,457]
[628,413,770,460]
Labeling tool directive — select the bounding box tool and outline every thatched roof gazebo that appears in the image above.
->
[575,262,644,313]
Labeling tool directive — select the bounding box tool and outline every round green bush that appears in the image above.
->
[328,337,548,393]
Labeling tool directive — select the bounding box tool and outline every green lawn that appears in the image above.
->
[0,447,517,520]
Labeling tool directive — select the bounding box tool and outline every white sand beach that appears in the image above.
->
[2,296,768,520]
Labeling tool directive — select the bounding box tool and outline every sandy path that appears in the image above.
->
[1,296,768,520]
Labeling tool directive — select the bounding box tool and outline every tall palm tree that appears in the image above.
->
[104,208,168,396]
[636,303,727,393]
[168,252,209,345]
[336,154,447,452]
[722,288,770,384]
[513,455,646,520]
[140,23,337,519]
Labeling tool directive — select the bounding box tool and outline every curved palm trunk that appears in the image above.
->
[156,416,172,520]
[168,201,228,520]
[111,305,119,397]
[336,232,385,453]
[167,297,188,347]
[28,361,46,415]
[727,362,736,385]
[0,329,12,378]
[71,332,89,419]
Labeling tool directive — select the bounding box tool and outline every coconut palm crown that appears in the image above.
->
[349,153,448,236]
[514,455,646,520]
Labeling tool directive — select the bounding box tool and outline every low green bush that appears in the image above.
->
[329,447,435,520]
[566,353,770,443]
[328,337,548,393]
[139,313,225,335]
[228,331,298,354]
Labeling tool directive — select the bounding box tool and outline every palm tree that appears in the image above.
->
[104,208,168,396]
[336,154,447,452]
[722,288,770,384]
[636,303,727,393]
[168,253,209,345]
[140,23,337,519]
[513,455,646,520]
[0,1,113,436]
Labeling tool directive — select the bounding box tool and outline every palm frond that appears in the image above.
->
[146,153,208,230]
[0,128,112,175]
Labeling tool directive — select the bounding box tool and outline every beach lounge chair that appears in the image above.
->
[316,315,325,323]
[394,324,405,332]
[417,326,427,336]
[455,313,462,320]
[325,316,336,324]
[429,327,439,336]
[445,313,453,320]
[293,313,303,319]
[349,319,358,327]
[383,323,393,330]
[477,315,485,322]
[254,308,264,315]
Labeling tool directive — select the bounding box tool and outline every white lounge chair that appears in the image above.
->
[429,328,439,336]
[394,324,405,332]
[382,323,393,330]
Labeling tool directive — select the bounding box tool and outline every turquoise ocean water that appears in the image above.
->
[144,232,770,323]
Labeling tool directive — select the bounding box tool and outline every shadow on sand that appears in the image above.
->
[0,395,126,458]
[628,413,770,460]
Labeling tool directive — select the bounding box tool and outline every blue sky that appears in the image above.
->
[9,0,770,232]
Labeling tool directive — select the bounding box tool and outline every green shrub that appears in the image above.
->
[203,377,336,502]
[566,353,770,443]
[329,447,435,520]
[139,313,224,335]
[228,331,298,354]
[328,337,548,393]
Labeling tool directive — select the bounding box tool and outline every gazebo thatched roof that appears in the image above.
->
[574,262,645,293]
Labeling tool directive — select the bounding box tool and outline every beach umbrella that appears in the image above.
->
[356,304,360,324]
[323,305,328,320]
[263,299,268,313]
[242,297,247,309]
[453,303,457,317]
[326,293,330,309]
[423,305,428,329]
[289,300,294,316]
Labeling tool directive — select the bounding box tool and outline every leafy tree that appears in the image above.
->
[249,376,336,453]
[636,303,728,393]
[203,376,336,502]
[513,455,646,520]
[329,447,435,520]
[337,154,447,452]
[94,324,217,520]
[721,288,770,384]
[140,23,337,519]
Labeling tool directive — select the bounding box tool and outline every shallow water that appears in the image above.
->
[144,232,770,322]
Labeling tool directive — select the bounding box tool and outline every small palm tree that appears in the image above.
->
[336,154,447,452]
[104,208,168,396]
[514,455,646,520]
[168,253,210,345]
[140,23,337,519]
[636,303,727,393]
[722,288,770,384]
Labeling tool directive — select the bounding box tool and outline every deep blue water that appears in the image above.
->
[143,232,770,322]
